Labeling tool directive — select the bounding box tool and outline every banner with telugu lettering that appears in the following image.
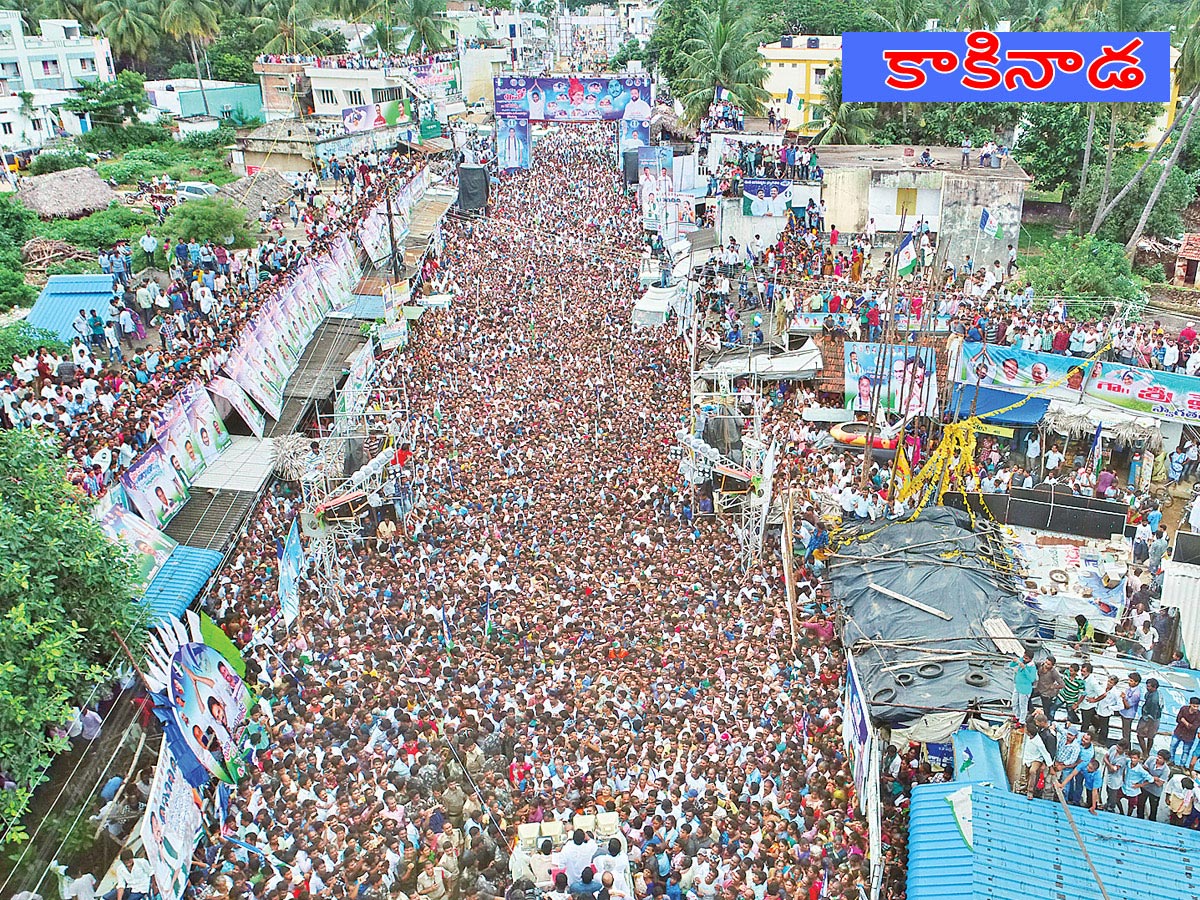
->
[493,74,652,122]
[1083,360,1200,421]
[121,442,189,528]
[957,342,1088,400]
[844,342,939,416]
[141,741,201,900]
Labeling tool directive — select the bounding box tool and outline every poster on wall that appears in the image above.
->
[144,611,253,788]
[341,99,412,133]
[742,178,798,217]
[208,376,267,439]
[180,382,231,466]
[493,74,652,122]
[95,500,178,593]
[150,398,204,487]
[121,442,189,528]
[497,116,531,171]
[141,741,201,900]
[1083,360,1200,422]
[844,342,939,417]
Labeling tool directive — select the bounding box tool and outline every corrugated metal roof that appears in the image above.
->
[27,274,117,342]
[907,782,1200,900]
[140,545,223,623]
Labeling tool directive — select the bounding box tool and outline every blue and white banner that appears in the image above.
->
[279,519,303,627]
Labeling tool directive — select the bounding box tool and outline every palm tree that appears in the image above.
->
[873,0,928,32]
[93,0,160,62]
[160,0,219,116]
[957,0,999,30]
[1010,0,1054,30]
[396,0,450,55]
[816,65,876,144]
[246,0,330,55]
[333,0,374,52]
[362,21,399,56]
[674,0,769,122]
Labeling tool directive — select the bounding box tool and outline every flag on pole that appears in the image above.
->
[979,208,1003,240]
[786,88,794,106]
[1090,422,1103,484]
[895,232,918,276]
[715,86,726,101]
[796,98,805,111]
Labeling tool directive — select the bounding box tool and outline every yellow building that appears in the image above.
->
[758,36,842,137]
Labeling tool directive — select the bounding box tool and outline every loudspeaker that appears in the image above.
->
[343,437,364,478]
[458,164,489,212]
[623,149,639,184]
[780,36,793,48]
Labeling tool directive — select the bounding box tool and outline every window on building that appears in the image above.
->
[41,60,60,75]
[78,57,95,72]
[1,122,11,135]
[31,119,42,131]
[790,63,797,68]
[896,187,917,216]
[276,85,292,94]
[346,89,365,106]
[373,87,406,103]
[317,89,336,105]
[810,106,824,122]
[814,67,827,85]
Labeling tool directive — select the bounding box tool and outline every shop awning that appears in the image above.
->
[140,545,224,623]
[950,384,1049,426]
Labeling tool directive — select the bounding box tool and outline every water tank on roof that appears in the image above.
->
[780,36,793,48]
[806,37,820,49]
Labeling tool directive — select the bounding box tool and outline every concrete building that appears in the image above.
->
[818,145,1031,267]
[253,58,308,121]
[461,47,510,108]
[758,36,841,137]
[0,12,115,150]
[144,79,264,122]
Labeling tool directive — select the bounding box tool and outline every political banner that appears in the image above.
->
[141,741,201,900]
[742,178,798,217]
[96,502,178,593]
[341,99,412,133]
[121,442,189,528]
[843,652,873,811]
[279,519,303,627]
[381,280,408,324]
[618,118,651,158]
[208,376,266,439]
[1083,360,1200,422]
[497,116,531,171]
[958,342,1088,399]
[408,60,460,98]
[842,31,1171,103]
[224,339,285,421]
[150,397,204,487]
[493,74,653,122]
[377,318,409,351]
[144,611,252,788]
[181,382,231,466]
[638,146,673,229]
[844,342,939,416]
[335,339,376,428]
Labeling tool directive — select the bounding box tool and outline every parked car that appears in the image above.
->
[175,181,219,202]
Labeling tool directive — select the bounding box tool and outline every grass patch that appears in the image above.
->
[1027,184,1066,203]
[1018,222,1061,258]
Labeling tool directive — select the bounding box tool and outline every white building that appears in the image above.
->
[0,12,114,150]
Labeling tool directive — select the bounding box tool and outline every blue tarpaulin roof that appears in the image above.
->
[27,274,117,342]
[950,383,1049,426]
[140,545,223,623]
[951,730,1007,788]
[907,782,1200,900]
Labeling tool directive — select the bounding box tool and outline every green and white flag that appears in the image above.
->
[895,232,918,276]
[979,208,1003,240]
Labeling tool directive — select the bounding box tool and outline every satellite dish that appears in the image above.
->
[300,510,326,539]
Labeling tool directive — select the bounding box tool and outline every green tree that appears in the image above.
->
[161,197,251,246]
[160,0,220,116]
[645,0,703,87]
[1073,155,1196,244]
[816,64,875,144]
[1023,234,1143,311]
[92,0,161,62]
[753,0,882,42]
[956,0,999,29]
[60,70,149,128]
[675,0,769,122]
[396,0,450,54]
[246,0,334,55]
[1016,102,1149,197]
[0,429,145,834]
[0,269,35,310]
[0,323,67,373]
[0,198,36,252]
[873,0,928,32]
[28,149,88,176]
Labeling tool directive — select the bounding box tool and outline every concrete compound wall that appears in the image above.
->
[866,169,943,233]
[939,174,1025,270]
[822,167,869,234]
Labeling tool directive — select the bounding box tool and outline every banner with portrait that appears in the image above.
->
[180,382,231,466]
[341,99,411,133]
[141,741,201,900]
[121,442,189,528]
[96,501,178,593]
[144,612,252,788]
[1083,360,1200,422]
[638,145,673,229]
[618,118,651,159]
[497,116,531,171]
[843,651,873,811]
[208,377,266,439]
[844,342,939,417]
[957,342,1088,400]
[742,178,798,218]
[493,74,653,122]
[279,519,303,627]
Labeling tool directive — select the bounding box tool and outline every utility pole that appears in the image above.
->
[385,185,401,283]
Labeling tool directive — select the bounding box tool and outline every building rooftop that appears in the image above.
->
[815,144,1031,181]
[760,36,842,53]
[28,274,118,342]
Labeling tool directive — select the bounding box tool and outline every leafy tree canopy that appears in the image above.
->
[160,197,252,247]
[753,0,882,42]
[1022,234,1144,313]
[1074,154,1197,244]
[61,70,149,127]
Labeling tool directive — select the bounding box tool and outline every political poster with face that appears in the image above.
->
[498,117,531,171]
[742,179,796,218]
[494,75,652,122]
[180,381,232,466]
[141,741,201,900]
[150,397,204,486]
[844,342,939,417]
[121,442,189,528]
[96,500,178,592]
[618,118,651,159]
[208,376,266,439]
[279,519,303,627]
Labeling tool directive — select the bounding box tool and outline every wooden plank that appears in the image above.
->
[867,581,953,621]
[983,617,1025,656]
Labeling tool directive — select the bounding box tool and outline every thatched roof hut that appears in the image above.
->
[17,166,118,219]
[218,169,296,213]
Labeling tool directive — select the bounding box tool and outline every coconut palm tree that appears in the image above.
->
[333,0,374,52]
[160,0,219,115]
[362,21,399,56]
[873,0,928,32]
[396,0,450,55]
[816,65,876,145]
[93,0,160,62]
[674,0,769,122]
[246,0,330,55]
[957,0,999,30]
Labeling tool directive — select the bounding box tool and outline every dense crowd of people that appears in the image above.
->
[0,152,435,497]
[187,125,904,900]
